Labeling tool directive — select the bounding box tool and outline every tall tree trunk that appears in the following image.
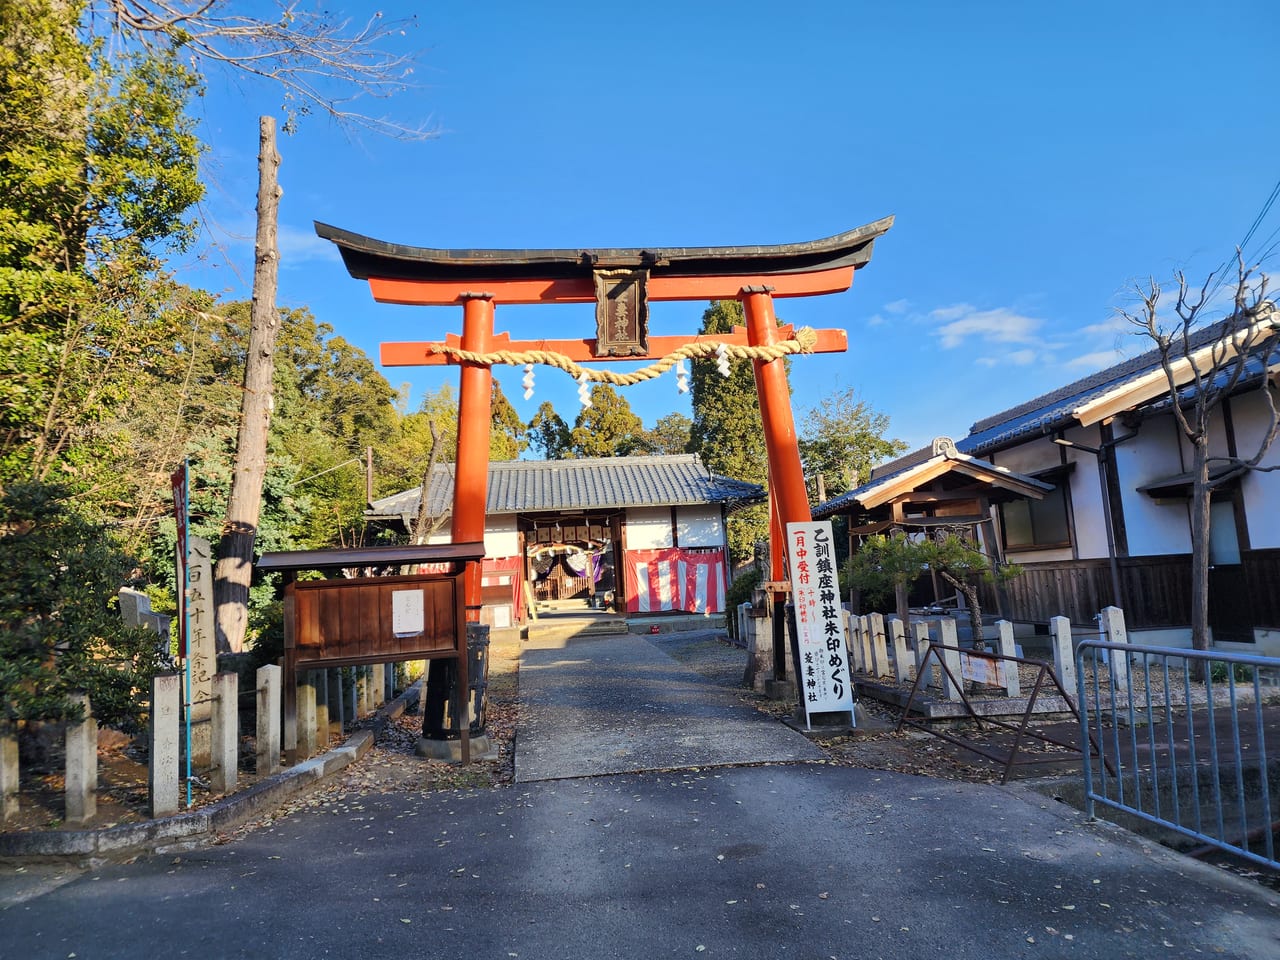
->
[214,117,281,654]
[1189,435,1212,653]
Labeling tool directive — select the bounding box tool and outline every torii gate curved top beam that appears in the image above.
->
[315,218,894,305]
[317,217,893,634]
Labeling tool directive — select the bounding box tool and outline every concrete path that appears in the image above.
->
[515,633,825,782]
[2,632,1278,958]
[2,765,1276,959]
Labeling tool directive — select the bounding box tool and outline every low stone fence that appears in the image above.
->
[738,599,1135,709]
[0,587,405,826]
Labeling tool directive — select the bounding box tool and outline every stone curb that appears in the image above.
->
[0,681,423,863]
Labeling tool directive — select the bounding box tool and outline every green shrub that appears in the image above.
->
[1208,659,1254,683]
[0,483,169,731]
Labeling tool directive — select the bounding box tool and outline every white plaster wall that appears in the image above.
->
[1128,627,1192,649]
[988,433,1068,475]
[483,515,520,558]
[1113,416,1192,556]
[1120,627,1279,658]
[626,507,674,549]
[676,506,724,548]
[1006,546,1074,563]
[423,516,519,559]
[1247,629,1280,658]
[992,431,1110,560]
[1230,391,1280,549]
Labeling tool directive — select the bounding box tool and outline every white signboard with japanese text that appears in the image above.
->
[392,589,426,638]
[786,521,855,726]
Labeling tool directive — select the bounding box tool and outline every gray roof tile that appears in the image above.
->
[367,454,764,521]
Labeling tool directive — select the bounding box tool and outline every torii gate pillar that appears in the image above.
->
[742,288,811,531]
[454,293,495,618]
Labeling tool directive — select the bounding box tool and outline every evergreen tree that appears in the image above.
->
[638,412,694,455]
[799,388,907,500]
[0,2,204,487]
[489,380,527,461]
[528,401,572,459]
[569,384,645,457]
[690,301,771,562]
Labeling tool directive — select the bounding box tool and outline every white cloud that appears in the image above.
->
[975,348,1037,368]
[1066,349,1128,370]
[884,298,911,314]
[1078,315,1131,337]
[279,223,343,267]
[929,303,975,323]
[932,306,1044,350]
[866,313,885,327]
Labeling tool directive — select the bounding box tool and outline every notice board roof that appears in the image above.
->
[256,541,485,573]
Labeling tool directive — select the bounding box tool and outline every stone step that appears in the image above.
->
[524,617,630,648]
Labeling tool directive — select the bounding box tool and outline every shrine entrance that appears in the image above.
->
[318,217,893,692]
[526,516,616,609]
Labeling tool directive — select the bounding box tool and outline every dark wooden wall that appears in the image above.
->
[981,549,1280,631]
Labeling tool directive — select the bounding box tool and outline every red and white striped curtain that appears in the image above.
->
[624,548,726,614]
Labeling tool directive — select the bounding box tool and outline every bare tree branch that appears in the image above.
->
[412,420,451,545]
[91,0,433,140]
[1123,251,1278,653]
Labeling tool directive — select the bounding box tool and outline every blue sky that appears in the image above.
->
[184,1,1280,456]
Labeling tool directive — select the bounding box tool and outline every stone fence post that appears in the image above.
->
[1050,616,1076,693]
[887,616,912,684]
[65,693,97,825]
[1098,606,1130,690]
[935,619,963,702]
[257,664,281,776]
[150,674,181,818]
[995,620,1021,698]
[1,723,18,822]
[211,672,239,795]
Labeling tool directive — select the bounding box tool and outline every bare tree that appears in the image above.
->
[213,116,280,654]
[412,421,451,545]
[1123,254,1279,653]
[91,0,432,139]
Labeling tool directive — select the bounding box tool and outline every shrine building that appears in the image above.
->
[365,454,764,629]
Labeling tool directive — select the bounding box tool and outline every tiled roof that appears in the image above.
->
[959,316,1260,456]
[813,446,1052,519]
[367,454,765,521]
[814,307,1277,519]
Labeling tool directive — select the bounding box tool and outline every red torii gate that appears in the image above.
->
[317,219,893,630]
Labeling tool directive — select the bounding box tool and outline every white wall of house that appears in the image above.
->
[675,506,725,548]
[993,434,1088,563]
[1230,391,1280,549]
[1114,416,1192,556]
[625,507,674,549]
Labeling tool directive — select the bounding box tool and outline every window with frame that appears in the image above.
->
[1000,483,1070,551]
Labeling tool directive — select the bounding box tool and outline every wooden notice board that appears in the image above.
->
[257,542,485,763]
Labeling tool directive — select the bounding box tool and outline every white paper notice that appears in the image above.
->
[392,589,425,638]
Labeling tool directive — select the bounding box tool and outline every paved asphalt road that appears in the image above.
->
[2,634,1278,959]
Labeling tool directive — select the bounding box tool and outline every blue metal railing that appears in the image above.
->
[1076,640,1280,870]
